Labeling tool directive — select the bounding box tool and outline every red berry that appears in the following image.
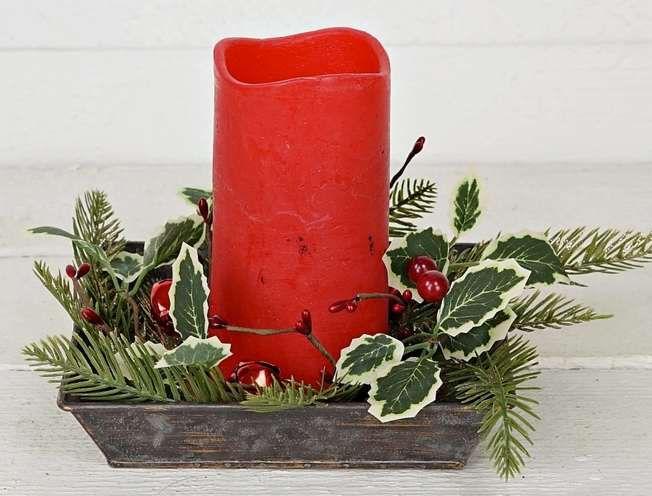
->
[301,309,312,328]
[398,326,413,340]
[229,361,280,388]
[76,263,91,279]
[198,197,210,223]
[389,287,401,298]
[150,279,178,336]
[401,289,413,303]
[81,307,104,326]
[329,300,348,313]
[65,264,76,279]
[345,300,358,313]
[295,320,310,335]
[417,270,450,303]
[412,136,426,155]
[407,255,438,284]
[392,303,405,314]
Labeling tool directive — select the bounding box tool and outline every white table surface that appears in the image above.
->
[1,163,651,495]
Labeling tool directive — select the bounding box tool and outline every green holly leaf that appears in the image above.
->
[439,306,516,361]
[154,336,231,369]
[143,215,205,268]
[169,243,209,340]
[450,171,483,237]
[482,230,571,287]
[335,334,404,385]
[367,357,442,422]
[110,251,143,284]
[437,259,530,337]
[179,187,212,208]
[386,228,450,289]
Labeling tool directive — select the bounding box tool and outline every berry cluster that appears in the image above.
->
[407,255,450,303]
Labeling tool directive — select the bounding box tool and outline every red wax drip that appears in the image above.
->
[211,28,390,385]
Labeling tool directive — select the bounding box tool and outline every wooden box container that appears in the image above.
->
[58,392,483,469]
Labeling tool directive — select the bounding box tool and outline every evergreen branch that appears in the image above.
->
[22,329,245,403]
[449,335,540,480]
[240,377,362,413]
[511,290,612,332]
[389,178,437,237]
[546,227,652,275]
[33,261,88,330]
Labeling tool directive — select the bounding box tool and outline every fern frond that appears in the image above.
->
[450,335,540,481]
[389,178,437,237]
[511,290,612,332]
[547,227,652,275]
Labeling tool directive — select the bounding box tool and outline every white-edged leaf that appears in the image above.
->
[115,341,166,380]
[143,215,205,268]
[440,306,516,361]
[482,230,571,286]
[154,336,231,369]
[386,228,450,289]
[335,334,404,385]
[449,171,484,237]
[437,259,530,337]
[110,251,143,284]
[179,187,212,208]
[169,243,209,340]
[367,357,442,422]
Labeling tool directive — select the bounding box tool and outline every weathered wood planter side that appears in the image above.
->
[58,393,483,469]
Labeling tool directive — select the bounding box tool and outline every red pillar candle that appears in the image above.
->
[210,28,390,385]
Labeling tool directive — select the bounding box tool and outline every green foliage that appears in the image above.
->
[32,261,87,330]
[169,243,209,340]
[547,227,652,275]
[450,172,482,237]
[179,187,212,208]
[155,336,231,369]
[22,329,245,403]
[386,228,449,288]
[336,334,404,385]
[389,178,437,238]
[241,377,362,413]
[511,290,612,332]
[450,335,540,481]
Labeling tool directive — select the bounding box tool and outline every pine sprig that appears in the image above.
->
[33,261,88,331]
[389,178,437,237]
[511,290,612,332]
[241,377,362,413]
[449,335,540,480]
[547,227,652,275]
[22,329,244,403]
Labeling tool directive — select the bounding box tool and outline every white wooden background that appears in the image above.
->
[2,2,652,495]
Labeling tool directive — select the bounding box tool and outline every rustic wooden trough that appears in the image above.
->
[58,392,483,469]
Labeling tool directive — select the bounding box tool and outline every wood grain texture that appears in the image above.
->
[2,44,652,167]
[2,369,650,495]
[2,1,652,48]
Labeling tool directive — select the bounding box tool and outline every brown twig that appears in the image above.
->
[118,289,145,342]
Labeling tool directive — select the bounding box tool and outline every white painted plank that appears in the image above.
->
[2,1,652,49]
[2,45,652,167]
[3,164,652,363]
[1,369,650,495]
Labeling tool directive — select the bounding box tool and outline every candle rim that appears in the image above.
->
[214,27,390,87]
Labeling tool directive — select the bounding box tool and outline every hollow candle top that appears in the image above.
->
[211,27,390,385]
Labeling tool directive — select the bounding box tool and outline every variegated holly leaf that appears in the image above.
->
[450,171,483,237]
[481,230,571,287]
[110,251,143,284]
[169,243,209,340]
[437,259,530,337]
[143,215,205,268]
[179,187,213,208]
[367,357,442,422]
[335,334,404,385]
[439,306,516,361]
[154,336,231,369]
[115,341,167,380]
[386,228,450,289]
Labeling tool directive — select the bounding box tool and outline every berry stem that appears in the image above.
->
[117,289,144,342]
[225,324,336,372]
[71,278,91,308]
[389,136,426,189]
[357,292,405,307]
